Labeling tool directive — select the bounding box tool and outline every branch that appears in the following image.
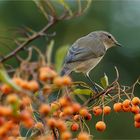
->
[0,17,57,63]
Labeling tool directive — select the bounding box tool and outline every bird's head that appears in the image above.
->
[97,31,121,49]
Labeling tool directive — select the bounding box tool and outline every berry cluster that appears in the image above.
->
[0,65,139,140]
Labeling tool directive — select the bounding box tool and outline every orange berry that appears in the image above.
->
[132,97,140,105]
[39,67,57,81]
[85,113,92,121]
[95,121,106,132]
[73,115,80,121]
[93,106,102,116]
[77,132,91,140]
[13,77,23,86]
[6,94,19,104]
[1,84,12,94]
[61,131,72,140]
[103,106,111,115]
[53,76,63,87]
[79,108,89,117]
[122,105,131,112]
[39,104,51,115]
[59,97,71,107]
[134,114,140,122]
[23,118,34,128]
[35,122,44,130]
[20,110,32,121]
[72,103,81,113]
[113,103,122,112]
[51,102,60,110]
[123,99,131,107]
[134,121,140,128]
[0,117,5,126]
[20,80,30,90]
[28,80,39,92]
[21,96,31,106]
[0,106,12,116]
[56,120,67,132]
[47,118,56,129]
[59,112,65,118]
[62,76,72,86]
[43,85,52,94]
[131,105,140,114]
[71,123,79,131]
[63,106,73,116]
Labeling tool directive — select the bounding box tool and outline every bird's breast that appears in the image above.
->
[75,56,103,73]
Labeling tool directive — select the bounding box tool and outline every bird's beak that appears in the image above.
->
[115,42,122,47]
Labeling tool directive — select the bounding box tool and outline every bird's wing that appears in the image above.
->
[64,36,106,64]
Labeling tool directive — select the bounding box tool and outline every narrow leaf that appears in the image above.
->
[55,45,69,73]
[46,40,54,66]
[0,65,21,91]
[72,88,93,96]
[100,73,109,89]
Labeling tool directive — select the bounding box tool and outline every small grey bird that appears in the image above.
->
[61,31,121,92]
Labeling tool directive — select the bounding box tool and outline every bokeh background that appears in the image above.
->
[0,0,140,139]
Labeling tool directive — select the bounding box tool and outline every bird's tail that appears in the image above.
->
[60,65,71,76]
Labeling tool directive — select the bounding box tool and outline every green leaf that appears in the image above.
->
[100,73,109,89]
[47,40,54,66]
[55,45,69,73]
[72,88,93,96]
[0,66,21,91]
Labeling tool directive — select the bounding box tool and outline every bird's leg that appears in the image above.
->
[85,73,99,94]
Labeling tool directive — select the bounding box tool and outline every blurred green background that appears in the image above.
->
[0,0,140,139]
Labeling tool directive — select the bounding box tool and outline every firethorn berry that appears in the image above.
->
[79,108,89,117]
[20,110,32,121]
[77,132,91,140]
[92,106,102,116]
[47,118,56,129]
[134,121,140,128]
[122,105,131,112]
[51,102,60,111]
[0,106,12,117]
[103,106,111,115]
[43,85,52,94]
[53,76,64,87]
[35,122,44,130]
[59,97,71,107]
[123,99,131,107]
[13,77,23,86]
[28,80,39,92]
[21,96,31,106]
[132,97,140,105]
[134,114,140,122]
[131,105,140,114]
[62,76,72,86]
[1,84,12,94]
[0,117,5,126]
[6,94,19,104]
[85,113,92,121]
[61,131,72,140]
[113,102,122,112]
[23,118,34,128]
[59,112,66,118]
[71,123,79,131]
[39,104,51,115]
[95,121,106,132]
[39,67,57,81]
[63,106,74,116]
[73,115,80,121]
[56,120,67,132]
[72,103,81,113]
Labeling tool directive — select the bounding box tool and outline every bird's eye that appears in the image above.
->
[108,35,111,39]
